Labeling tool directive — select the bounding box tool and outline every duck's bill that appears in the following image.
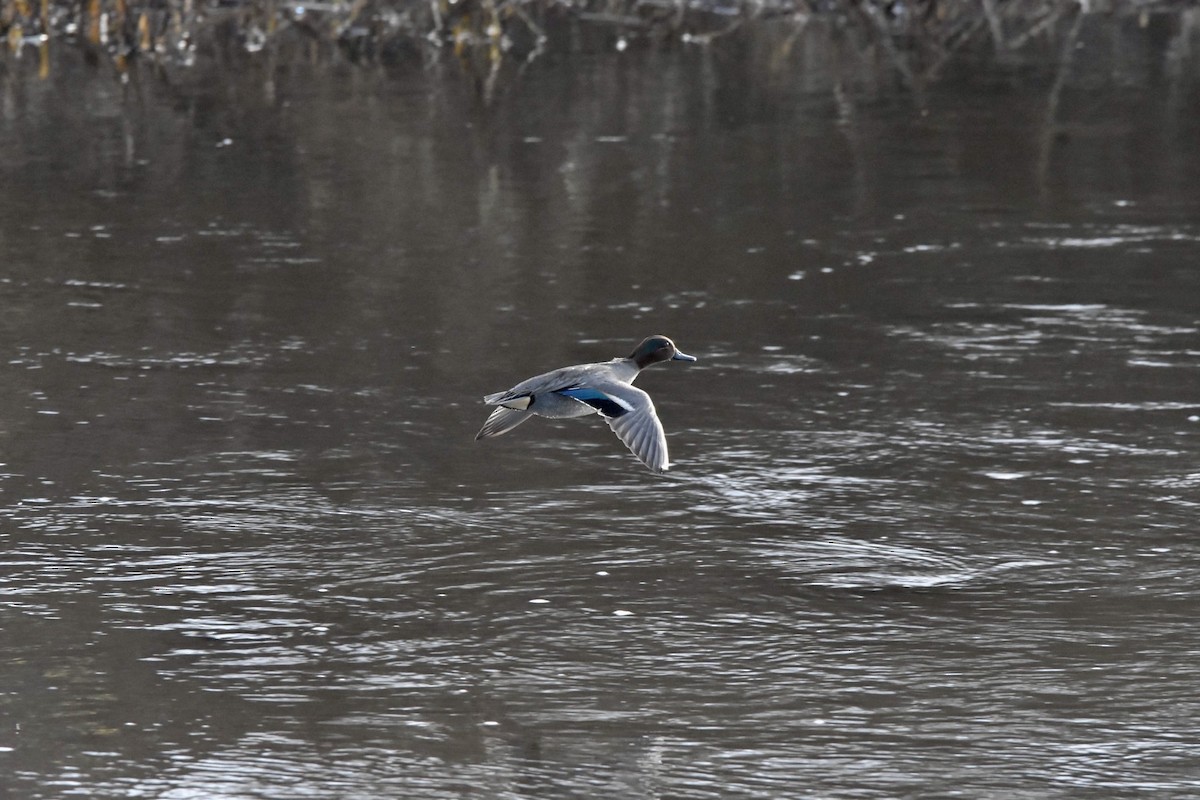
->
[671,352,697,362]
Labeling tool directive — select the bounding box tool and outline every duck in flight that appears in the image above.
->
[475,335,697,473]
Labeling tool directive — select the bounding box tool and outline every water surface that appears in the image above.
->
[3,32,1200,799]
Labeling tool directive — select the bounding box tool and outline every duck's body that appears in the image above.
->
[475,335,696,473]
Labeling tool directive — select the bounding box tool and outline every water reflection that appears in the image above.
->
[4,24,1200,800]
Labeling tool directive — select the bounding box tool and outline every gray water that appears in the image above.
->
[3,28,1200,800]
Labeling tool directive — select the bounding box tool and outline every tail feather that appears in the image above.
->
[483,390,511,405]
[475,406,533,440]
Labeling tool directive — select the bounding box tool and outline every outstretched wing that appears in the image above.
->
[558,384,669,473]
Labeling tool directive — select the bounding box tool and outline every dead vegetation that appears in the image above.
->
[2,0,1197,89]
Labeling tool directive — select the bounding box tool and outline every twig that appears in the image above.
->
[681,17,742,44]
[1007,0,1074,51]
[1036,0,1085,196]
[921,14,987,81]
[980,0,1005,50]
[855,0,918,92]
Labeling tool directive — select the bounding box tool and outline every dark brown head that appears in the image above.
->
[628,335,697,369]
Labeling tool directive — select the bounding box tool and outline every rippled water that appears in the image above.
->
[3,39,1200,799]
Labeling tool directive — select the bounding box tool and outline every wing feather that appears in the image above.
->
[475,406,533,439]
[597,384,670,472]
